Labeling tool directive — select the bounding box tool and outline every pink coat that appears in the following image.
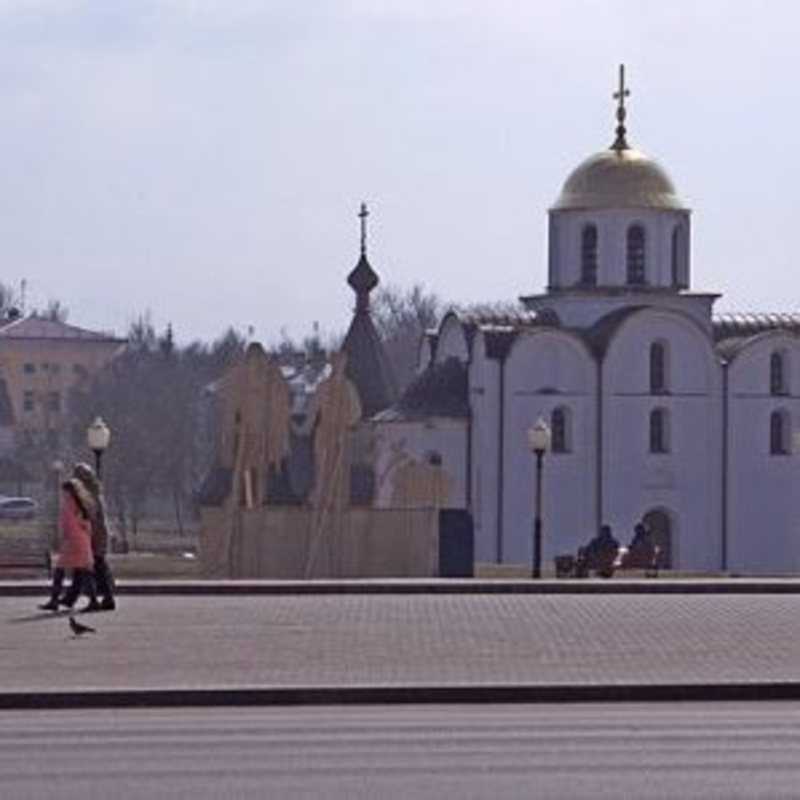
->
[56,490,93,570]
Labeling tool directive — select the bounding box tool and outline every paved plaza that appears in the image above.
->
[4,704,800,799]
[2,592,799,693]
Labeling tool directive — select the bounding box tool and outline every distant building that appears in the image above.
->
[0,315,125,459]
[373,67,800,574]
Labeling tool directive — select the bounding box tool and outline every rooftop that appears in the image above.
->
[0,316,124,343]
[712,312,800,341]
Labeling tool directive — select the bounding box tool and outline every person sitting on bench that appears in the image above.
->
[581,524,620,577]
[622,521,656,569]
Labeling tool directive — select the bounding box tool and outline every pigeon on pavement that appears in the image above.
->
[69,616,96,636]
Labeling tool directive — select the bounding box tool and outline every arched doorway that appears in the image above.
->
[642,509,673,569]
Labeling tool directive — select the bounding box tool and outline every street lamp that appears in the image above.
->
[527,417,551,579]
[49,459,64,572]
[86,417,111,479]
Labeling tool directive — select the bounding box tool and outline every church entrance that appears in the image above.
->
[642,509,673,569]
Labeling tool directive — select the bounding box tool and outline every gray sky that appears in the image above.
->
[1,1,798,343]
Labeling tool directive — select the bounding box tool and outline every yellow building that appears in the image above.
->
[0,315,125,459]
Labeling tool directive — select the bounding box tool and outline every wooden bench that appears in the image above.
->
[555,546,660,579]
[555,548,614,578]
[617,545,660,578]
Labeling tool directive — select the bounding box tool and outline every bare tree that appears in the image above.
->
[371,283,441,392]
[42,300,69,322]
[0,282,21,318]
[65,318,247,546]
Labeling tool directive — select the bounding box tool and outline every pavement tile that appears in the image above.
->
[2,594,799,692]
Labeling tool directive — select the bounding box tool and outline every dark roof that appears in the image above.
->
[374,357,468,422]
[451,302,547,330]
[0,316,124,343]
[483,328,518,360]
[342,309,398,418]
[712,313,800,342]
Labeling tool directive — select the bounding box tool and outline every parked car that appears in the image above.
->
[0,497,38,520]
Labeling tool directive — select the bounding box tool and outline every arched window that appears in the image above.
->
[551,406,571,453]
[770,410,790,455]
[671,225,686,288]
[770,352,787,395]
[650,342,667,394]
[671,226,679,287]
[649,408,669,454]
[580,224,598,286]
[627,224,646,285]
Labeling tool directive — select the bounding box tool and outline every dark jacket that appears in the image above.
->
[89,495,110,556]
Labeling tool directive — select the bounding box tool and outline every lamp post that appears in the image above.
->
[49,459,63,573]
[527,417,551,579]
[86,417,111,479]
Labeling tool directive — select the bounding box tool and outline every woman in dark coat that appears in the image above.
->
[73,462,116,611]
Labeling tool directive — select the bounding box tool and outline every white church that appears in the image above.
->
[372,67,800,574]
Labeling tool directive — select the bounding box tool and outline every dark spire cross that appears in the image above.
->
[348,202,379,312]
[359,202,369,256]
[612,63,630,151]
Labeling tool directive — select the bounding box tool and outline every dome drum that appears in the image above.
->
[547,207,691,292]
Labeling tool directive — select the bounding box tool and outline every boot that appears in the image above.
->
[94,555,116,610]
[39,568,65,611]
[59,573,79,609]
[77,570,101,613]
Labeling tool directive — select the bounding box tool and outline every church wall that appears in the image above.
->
[435,315,470,364]
[372,418,467,510]
[526,292,717,334]
[417,334,435,373]
[500,331,597,565]
[467,336,500,561]
[726,335,800,573]
[549,208,690,291]
[602,310,722,569]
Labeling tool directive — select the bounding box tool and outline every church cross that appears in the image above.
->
[359,202,369,256]
[611,63,631,151]
[613,64,630,113]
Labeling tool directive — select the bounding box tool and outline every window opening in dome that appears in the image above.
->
[627,224,646,285]
[580,225,598,286]
[671,227,680,287]
[671,225,688,289]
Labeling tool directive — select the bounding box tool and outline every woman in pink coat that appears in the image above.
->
[39,479,99,611]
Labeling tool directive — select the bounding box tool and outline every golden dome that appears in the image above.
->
[552,147,686,211]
